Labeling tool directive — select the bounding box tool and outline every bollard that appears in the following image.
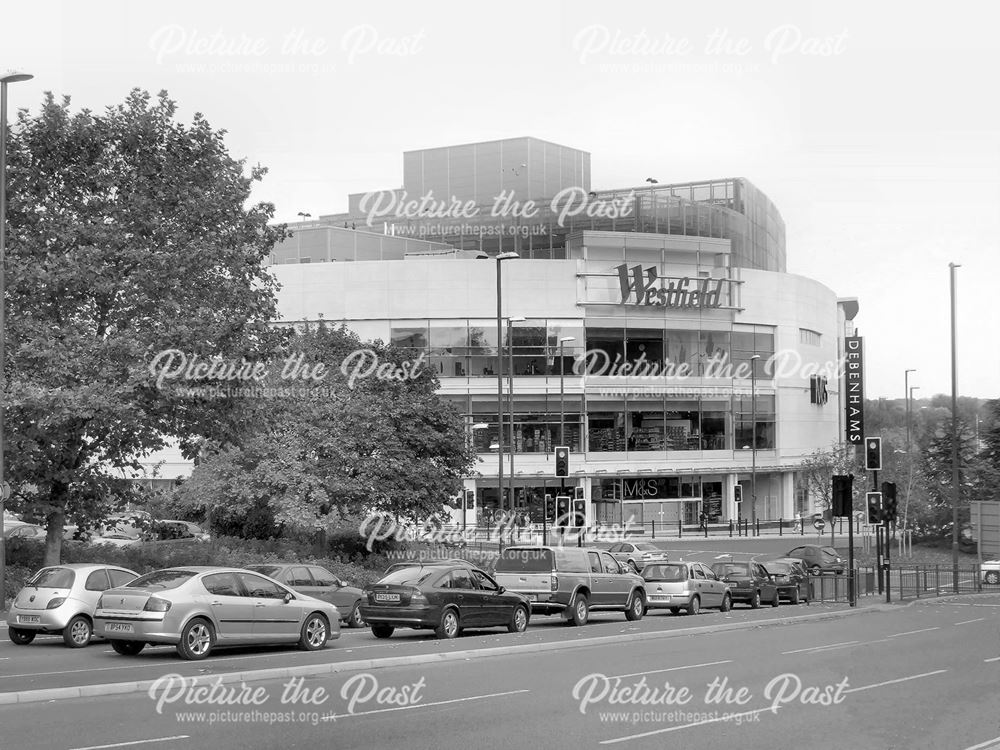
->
[678,519,682,538]
[652,520,656,539]
[755,519,760,537]
[779,518,783,537]
[729,520,734,537]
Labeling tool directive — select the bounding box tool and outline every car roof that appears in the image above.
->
[36,563,138,572]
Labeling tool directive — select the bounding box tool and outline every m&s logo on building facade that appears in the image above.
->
[614,264,727,309]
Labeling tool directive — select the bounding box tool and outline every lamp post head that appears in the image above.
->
[496,251,519,261]
[509,316,526,324]
[559,336,575,343]
[645,177,658,184]
[0,71,33,84]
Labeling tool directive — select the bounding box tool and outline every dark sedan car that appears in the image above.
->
[785,545,845,575]
[361,563,530,639]
[247,564,366,628]
[710,561,779,608]
[763,558,810,604]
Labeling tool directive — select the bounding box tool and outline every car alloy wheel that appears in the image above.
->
[750,591,761,609]
[571,595,589,626]
[300,614,328,650]
[985,571,999,585]
[720,593,732,612]
[63,615,92,648]
[348,601,365,628]
[177,619,214,660]
[437,609,460,639]
[508,605,528,633]
[686,596,700,616]
[625,591,645,621]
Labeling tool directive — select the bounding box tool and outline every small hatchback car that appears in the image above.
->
[641,561,732,615]
[8,564,139,647]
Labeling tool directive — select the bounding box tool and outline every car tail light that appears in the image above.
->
[46,597,66,609]
[410,589,427,604]
[143,597,171,612]
[551,574,558,592]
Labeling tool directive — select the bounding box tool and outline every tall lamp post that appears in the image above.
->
[750,354,760,528]
[469,423,489,533]
[949,262,961,586]
[1,71,34,609]
[904,369,916,449]
[494,252,518,526]
[507,316,525,525]
[903,386,920,529]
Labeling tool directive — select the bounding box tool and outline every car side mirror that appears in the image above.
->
[497,586,506,594]
[284,592,294,603]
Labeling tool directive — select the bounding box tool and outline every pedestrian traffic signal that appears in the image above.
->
[554,446,570,478]
[832,474,853,517]
[867,491,882,524]
[865,437,882,471]
[733,485,743,504]
[881,482,897,523]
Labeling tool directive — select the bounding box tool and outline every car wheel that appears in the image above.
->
[986,571,1000,585]
[720,593,732,612]
[771,590,780,607]
[299,613,329,651]
[570,594,589,626]
[371,624,394,639]
[436,608,460,639]
[810,565,822,576]
[110,640,145,656]
[347,601,365,628]
[63,615,92,648]
[790,588,800,605]
[668,607,680,615]
[8,627,35,645]
[176,618,215,660]
[686,596,700,616]
[750,590,761,609]
[625,591,645,621]
[508,604,529,633]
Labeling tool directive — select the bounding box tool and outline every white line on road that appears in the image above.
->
[611,660,732,679]
[886,627,940,638]
[320,688,530,720]
[600,705,784,744]
[955,618,988,626]
[962,735,1000,750]
[68,735,189,750]
[843,669,948,694]
[782,641,858,655]
[984,656,1000,663]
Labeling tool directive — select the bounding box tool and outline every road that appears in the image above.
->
[1,594,998,750]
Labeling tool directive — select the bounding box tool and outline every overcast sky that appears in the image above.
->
[3,1,997,400]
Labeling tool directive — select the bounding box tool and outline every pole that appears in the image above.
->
[904,369,915,450]
[496,259,504,547]
[750,355,758,526]
[847,493,855,607]
[559,339,566,516]
[507,318,515,535]
[949,262,961,592]
[0,81,9,607]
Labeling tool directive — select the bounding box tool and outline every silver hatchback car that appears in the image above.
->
[8,564,139,647]
[94,566,341,660]
[641,561,732,615]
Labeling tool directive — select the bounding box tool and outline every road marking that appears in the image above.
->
[600,705,784,744]
[984,656,1000,663]
[68,736,189,750]
[843,669,948,694]
[320,688,530,720]
[611,660,732,679]
[782,641,858,655]
[962,735,1000,750]
[955,618,988,626]
[886,627,940,638]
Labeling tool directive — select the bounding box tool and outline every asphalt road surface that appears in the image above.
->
[1,594,997,750]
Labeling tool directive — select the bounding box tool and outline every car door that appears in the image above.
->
[201,572,256,642]
[308,566,355,611]
[83,569,112,612]
[447,568,483,627]
[753,563,776,602]
[284,566,325,599]
[471,569,507,626]
[600,552,632,607]
[237,572,300,641]
[696,564,721,607]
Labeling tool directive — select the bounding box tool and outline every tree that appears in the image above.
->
[173,323,477,539]
[4,90,286,564]
[799,442,866,520]
[912,418,979,537]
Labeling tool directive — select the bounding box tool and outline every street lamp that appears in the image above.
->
[468,423,489,533]
[1,70,33,609]
[558,337,575,447]
[904,369,916,449]
[750,354,760,527]
[507,316,526,520]
[645,177,659,232]
[493,251,518,520]
[949,262,961,583]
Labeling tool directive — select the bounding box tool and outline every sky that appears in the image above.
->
[2,1,997,399]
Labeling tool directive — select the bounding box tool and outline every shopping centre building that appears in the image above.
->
[268,137,857,528]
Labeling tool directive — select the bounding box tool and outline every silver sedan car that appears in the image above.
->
[8,564,139,647]
[94,566,341,660]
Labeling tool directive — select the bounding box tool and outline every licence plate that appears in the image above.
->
[374,593,400,603]
[17,615,40,624]
[106,622,134,633]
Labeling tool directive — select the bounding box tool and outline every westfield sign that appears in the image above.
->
[615,264,727,308]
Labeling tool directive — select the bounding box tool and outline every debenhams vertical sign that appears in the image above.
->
[844,336,864,443]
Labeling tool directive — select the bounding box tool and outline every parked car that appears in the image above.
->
[7,564,139,647]
[762,558,810,604]
[248,564,365,628]
[90,532,142,548]
[785,545,845,575]
[710,561,780,608]
[384,558,470,575]
[606,542,669,572]
[3,524,46,541]
[94,566,341,660]
[641,561,732,615]
[361,562,530,639]
[493,546,647,625]
[981,560,1000,585]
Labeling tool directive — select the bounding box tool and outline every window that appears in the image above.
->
[127,570,193,590]
[309,567,339,587]
[588,552,603,574]
[449,570,475,590]
[601,553,620,574]
[289,567,313,587]
[108,569,136,588]
[237,573,287,599]
[203,573,242,597]
[693,566,706,580]
[472,570,498,591]
[85,570,111,591]
[799,328,821,346]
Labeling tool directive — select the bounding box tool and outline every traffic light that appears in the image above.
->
[544,493,553,521]
[881,482,897,523]
[733,485,743,505]
[554,447,570,478]
[464,489,475,510]
[572,499,586,526]
[865,437,882,471]
[832,474,853,517]
[866,491,882,525]
[555,495,570,525]
[574,485,585,500]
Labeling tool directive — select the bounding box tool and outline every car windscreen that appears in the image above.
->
[247,565,280,578]
[126,570,196,590]
[28,568,75,588]
[376,567,439,586]
[712,563,750,577]
[765,562,791,574]
[820,548,840,559]
[494,548,554,573]
[642,564,686,582]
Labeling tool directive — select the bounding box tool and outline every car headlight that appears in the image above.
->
[46,597,66,609]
